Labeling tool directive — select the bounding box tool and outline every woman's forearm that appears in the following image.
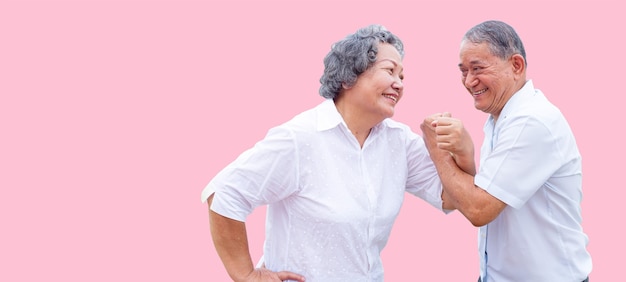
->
[207,195,254,281]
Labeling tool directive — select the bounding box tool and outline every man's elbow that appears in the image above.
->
[468,217,490,227]
[465,209,497,227]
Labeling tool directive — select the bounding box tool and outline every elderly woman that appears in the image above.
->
[202,24,470,282]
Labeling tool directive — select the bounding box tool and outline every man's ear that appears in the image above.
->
[511,54,526,75]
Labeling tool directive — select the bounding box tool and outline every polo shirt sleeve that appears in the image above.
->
[201,126,300,222]
[474,115,562,209]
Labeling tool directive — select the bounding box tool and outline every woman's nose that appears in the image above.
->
[393,77,403,91]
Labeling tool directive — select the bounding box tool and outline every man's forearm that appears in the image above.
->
[451,151,476,176]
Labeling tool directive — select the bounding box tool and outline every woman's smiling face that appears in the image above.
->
[349,43,404,120]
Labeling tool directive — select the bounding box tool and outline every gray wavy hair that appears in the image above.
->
[319,24,404,99]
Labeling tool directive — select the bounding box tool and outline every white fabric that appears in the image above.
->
[202,99,444,281]
[475,80,592,281]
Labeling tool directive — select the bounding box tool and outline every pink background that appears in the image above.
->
[1,0,621,281]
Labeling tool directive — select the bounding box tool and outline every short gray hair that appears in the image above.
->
[319,24,404,99]
[463,20,527,66]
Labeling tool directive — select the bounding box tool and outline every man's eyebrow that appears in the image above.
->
[458,60,483,68]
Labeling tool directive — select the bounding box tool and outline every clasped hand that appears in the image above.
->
[420,112,473,159]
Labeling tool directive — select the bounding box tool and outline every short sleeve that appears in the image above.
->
[475,116,562,209]
[201,126,300,221]
[404,130,444,211]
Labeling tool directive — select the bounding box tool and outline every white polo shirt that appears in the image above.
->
[202,99,445,281]
[475,80,592,281]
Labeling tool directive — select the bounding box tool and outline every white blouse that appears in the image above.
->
[202,99,444,281]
